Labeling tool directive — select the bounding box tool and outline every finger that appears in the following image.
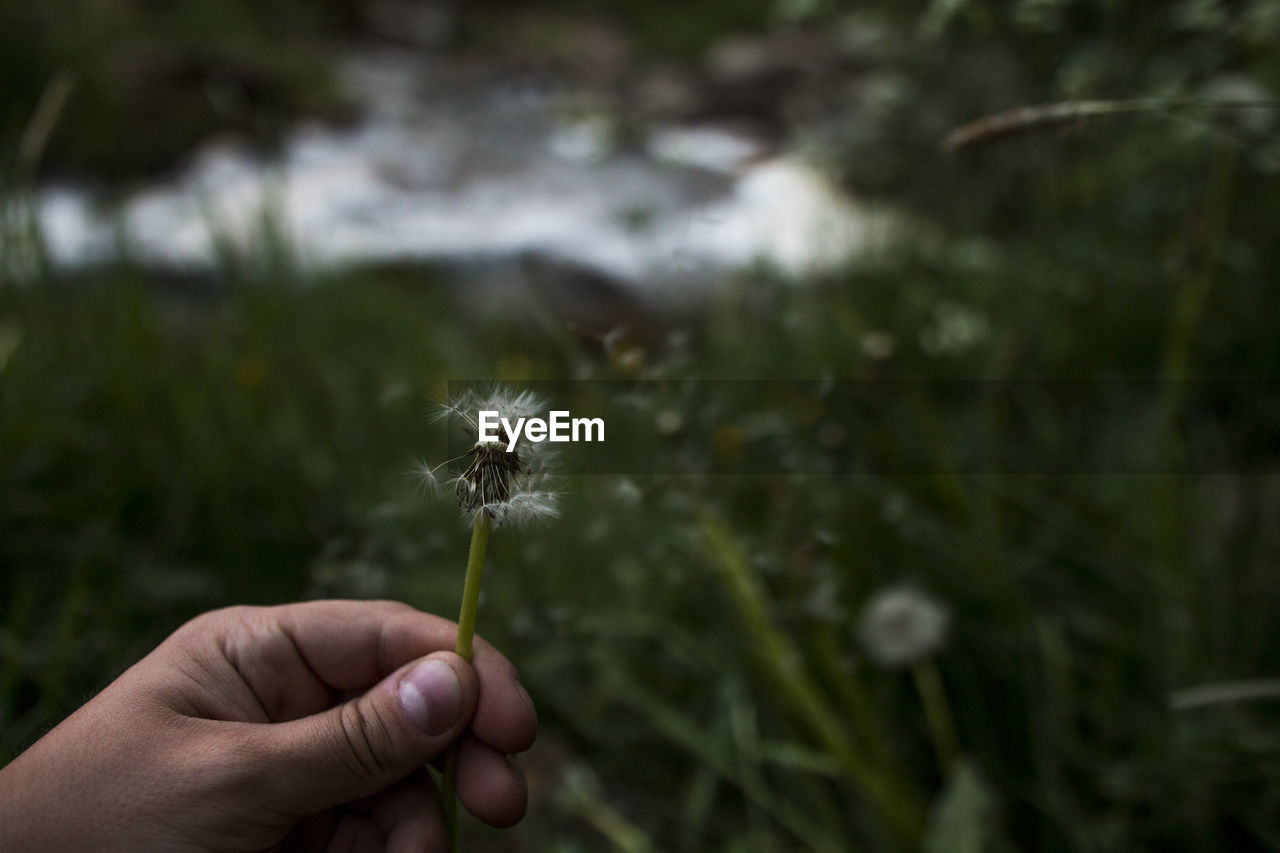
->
[271,600,448,690]
[162,602,426,723]
[352,607,537,751]
[260,651,477,814]
[216,601,432,721]
[215,601,537,737]
[469,638,538,754]
[455,736,528,828]
[327,812,383,853]
[369,772,446,853]
[279,812,339,853]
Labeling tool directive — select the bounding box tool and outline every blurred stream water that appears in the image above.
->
[31,49,892,294]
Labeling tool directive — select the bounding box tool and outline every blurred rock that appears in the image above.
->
[631,64,707,119]
[362,0,461,48]
[700,29,868,138]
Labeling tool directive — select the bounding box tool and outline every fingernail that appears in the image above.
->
[397,659,462,736]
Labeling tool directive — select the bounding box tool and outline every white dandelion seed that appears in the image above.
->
[415,386,561,528]
[858,585,950,669]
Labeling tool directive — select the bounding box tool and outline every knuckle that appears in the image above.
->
[166,605,255,651]
[370,598,415,612]
[183,605,258,637]
[208,604,261,625]
[335,700,395,783]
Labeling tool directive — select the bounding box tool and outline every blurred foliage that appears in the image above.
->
[521,0,779,56]
[4,0,1280,851]
[3,243,1279,849]
[830,0,1280,232]
[0,0,343,178]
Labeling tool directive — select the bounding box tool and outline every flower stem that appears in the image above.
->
[442,511,492,852]
[699,510,925,842]
[455,512,492,660]
[911,658,958,775]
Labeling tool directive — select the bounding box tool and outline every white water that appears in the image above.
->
[34,51,890,290]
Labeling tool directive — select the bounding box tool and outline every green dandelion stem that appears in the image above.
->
[442,511,492,852]
[911,657,959,775]
[441,744,461,852]
[455,512,492,660]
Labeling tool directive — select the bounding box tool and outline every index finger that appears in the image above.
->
[260,600,536,752]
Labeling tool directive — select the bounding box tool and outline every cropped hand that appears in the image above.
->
[0,600,537,852]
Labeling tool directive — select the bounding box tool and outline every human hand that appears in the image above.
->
[0,600,537,852]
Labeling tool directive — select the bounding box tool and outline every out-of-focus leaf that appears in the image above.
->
[925,759,1005,853]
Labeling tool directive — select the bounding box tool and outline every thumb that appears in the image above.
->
[262,651,476,814]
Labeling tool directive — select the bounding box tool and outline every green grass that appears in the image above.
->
[3,218,1279,849]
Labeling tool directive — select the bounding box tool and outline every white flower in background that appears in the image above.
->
[919,300,990,355]
[858,585,950,669]
[860,329,897,360]
[414,387,560,528]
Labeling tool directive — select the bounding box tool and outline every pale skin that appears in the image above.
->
[0,600,538,852]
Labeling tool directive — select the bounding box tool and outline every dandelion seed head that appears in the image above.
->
[410,456,447,495]
[455,443,525,510]
[419,386,560,528]
[433,387,545,434]
[475,489,561,527]
[858,585,950,669]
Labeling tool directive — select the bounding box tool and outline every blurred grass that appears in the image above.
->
[0,0,786,178]
[0,0,343,178]
[3,214,1279,849]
